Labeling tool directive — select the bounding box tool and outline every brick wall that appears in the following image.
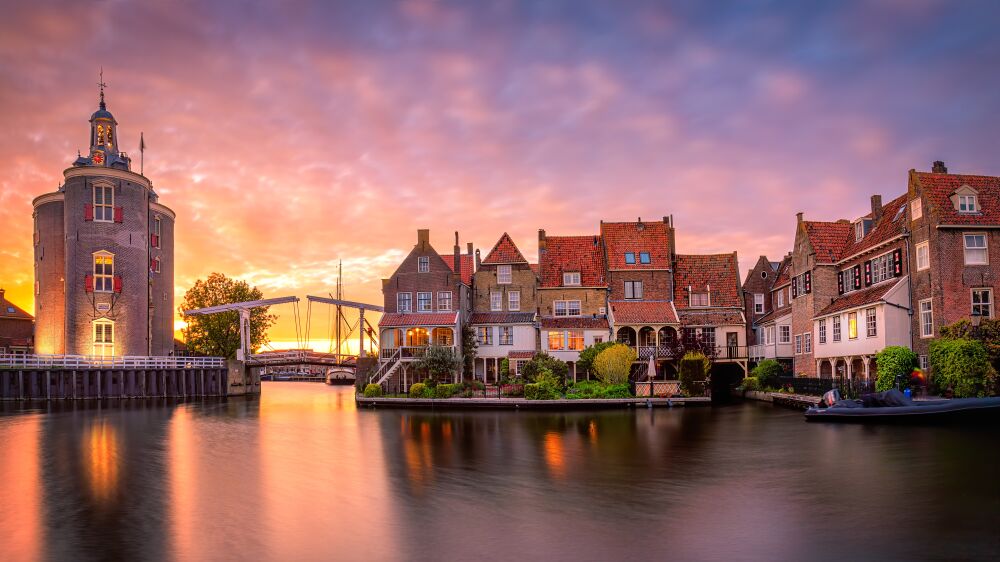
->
[472,263,538,313]
[607,270,672,301]
[381,231,464,314]
[538,288,607,317]
[33,197,66,354]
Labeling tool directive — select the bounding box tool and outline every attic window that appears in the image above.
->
[563,272,581,286]
[624,252,636,264]
[854,221,864,242]
[958,195,978,213]
[690,292,709,307]
[911,198,922,220]
[760,271,768,279]
[418,256,429,273]
[639,252,650,264]
[6,307,14,314]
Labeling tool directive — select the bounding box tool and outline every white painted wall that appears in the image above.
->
[544,329,609,363]
[813,278,911,358]
[474,324,536,358]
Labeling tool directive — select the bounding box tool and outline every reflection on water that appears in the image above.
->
[0,385,998,561]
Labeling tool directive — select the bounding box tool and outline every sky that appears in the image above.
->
[2,0,1000,350]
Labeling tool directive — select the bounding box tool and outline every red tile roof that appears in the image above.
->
[508,351,536,359]
[0,294,33,320]
[439,253,474,285]
[469,312,536,324]
[529,263,539,275]
[914,171,1000,225]
[816,279,901,317]
[678,310,744,327]
[609,301,678,324]
[539,235,606,288]
[837,194,908,260]
[803,220,853,264]
[540,316,610,330]
[600,221,672,270]
[378,312,458,327]
[673,253,742,308]
[772,255,792,287]
[481,232,528,265]
[755,308,790,325]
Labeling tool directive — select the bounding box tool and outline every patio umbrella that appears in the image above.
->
[647,355,656,397]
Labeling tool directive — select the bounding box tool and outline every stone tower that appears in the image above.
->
[32,82,175,356]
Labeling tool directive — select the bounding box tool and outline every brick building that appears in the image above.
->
[32,86,175,356]
[0,289,33,354]
[746,255,794,373]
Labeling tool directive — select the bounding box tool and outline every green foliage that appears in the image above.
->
[414,345,460,382]
[435,383,459,398]
[679,352,711,396]
[740,376,759,391]
[499,358,510,379]
[461,325,477,378]
[565,380,632,399]
[409,382,428,399]
[603,383,631,398]
[593,343,637,384]
[751,359,783,388]
[577,341,616,378]
[179,272,278,359]
[929,338,997,398]
[521,353,569,386]
[525,382,561,400]
[875,346,918,392]
[362,383,382,398]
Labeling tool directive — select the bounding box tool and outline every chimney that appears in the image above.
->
[454,231,461,275]
[932,160,948,173]
[475,249,482,268]
[796,212,803,224]
[467,242,473,256]
[871,194,883,222]
[0,288,5,304]
[538,229,547,252]
[417,229,430,248]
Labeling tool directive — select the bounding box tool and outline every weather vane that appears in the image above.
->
[97,67,107,108]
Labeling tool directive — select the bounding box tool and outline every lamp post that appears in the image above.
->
[971,310,982,339]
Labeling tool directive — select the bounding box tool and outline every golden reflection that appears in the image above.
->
[84,420,120,505]
[543,432,566,480]
[588,420,598,444]
[400,416,437,493]
[169,407,196,561]
[0,415,42,561]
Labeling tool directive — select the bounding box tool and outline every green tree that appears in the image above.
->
[415,345,460,383]
[751,359,783,388]
[179,273,277,359]
[520,353,569,386]
[679,351,711,396]
[577,341,616,379]
[875,346,918,392]
[461,325,477,379]
[929,338,997,397]
[593,343,636,384]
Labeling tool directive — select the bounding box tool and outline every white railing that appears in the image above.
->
[249,350,351,365]
[0,354,226,369]
[748,343,793,360]
[379,345,458,360]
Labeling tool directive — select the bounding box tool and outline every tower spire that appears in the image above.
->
[97,67,107,110]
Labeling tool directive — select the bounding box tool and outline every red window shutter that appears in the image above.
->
[84,204,94,221]
[804,271,812,293]
[853,264,862,290]
[113,275,123,293]
[151,233,159,248]
[113,206,124,223]
[150,258,156,271]
[892,248,903,276]
[85,275,94,293]
[864,260,872,286]
[837,271,844,295]
[791,278,798,298]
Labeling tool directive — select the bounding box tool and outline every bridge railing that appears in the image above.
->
[0,354,226,370]
[249,350,354,365]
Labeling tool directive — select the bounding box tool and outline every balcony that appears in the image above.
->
[749,342,793,361]
[633,344,747,361]
[379,345,459,361]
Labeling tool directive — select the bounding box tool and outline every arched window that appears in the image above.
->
[93,319,114,357]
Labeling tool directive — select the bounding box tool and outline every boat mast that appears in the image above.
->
[336,260,342,360]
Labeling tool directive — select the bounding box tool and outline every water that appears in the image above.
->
[1,383,997,562]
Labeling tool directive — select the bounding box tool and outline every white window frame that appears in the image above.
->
[776,289,785,308]
[866,307,877,338]
[93,319,114,358]
[794,334,802,354]
[766,325,774,345]
[490,291,503,311]
[93,251,114,293]
[804,333,812,353]
[871,252,892,285]
[964,233,988,265]
[848,312,858,340]
[916,241,930,271]
[753,293,764,314]
[477,326,493,346]
[911,198,922,220]
[690,292,709,307]
[547,330,566,350]
[417,256,429,273]
[567,330,585,351]
[972,288,992,318]
[855,221,864,242]
[832,316,842,342]
[625,281,643,300]
[919,299,933,338]
[554,300,581,317]
[437,291,452,311]
[778,325,790,344]
[499,326,514,346]
[93,182,114,222]
[497,265,512,284]
[818,319,826,344]
[842,266,856,294]
[958,194,978,213]
[563,272,581,286]
[508,291,520,311]
[417,292,432,312]
[397,292,412,313]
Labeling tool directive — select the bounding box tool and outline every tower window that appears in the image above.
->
[94,253,114,292]
[94,183,114,222]
[93,320,114,358]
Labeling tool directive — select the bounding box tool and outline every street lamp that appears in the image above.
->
[971,310,982,338]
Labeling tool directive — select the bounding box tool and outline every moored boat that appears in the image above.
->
[805,389,1000,423]
[325,366,356,385]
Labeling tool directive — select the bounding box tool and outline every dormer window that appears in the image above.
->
[624,252,636,264]
[563,272,581,286]
[959,195,978,213]
[854,221,864,242]
[690,292,709,307]
[639,252,650,264]
[418,256,429,273]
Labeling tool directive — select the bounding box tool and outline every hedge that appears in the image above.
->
[929,338,997,398]
[875,346,917,392]
[363,383,382,398]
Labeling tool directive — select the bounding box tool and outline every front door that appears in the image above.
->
[726,332,738,359]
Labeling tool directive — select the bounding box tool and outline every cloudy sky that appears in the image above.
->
[2,0,999,349]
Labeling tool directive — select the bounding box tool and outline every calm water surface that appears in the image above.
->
[0,383,998,561]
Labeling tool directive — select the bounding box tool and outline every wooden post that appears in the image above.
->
[46,372,51,400]
[19,370,24,400]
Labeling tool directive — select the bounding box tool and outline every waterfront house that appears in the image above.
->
[377,229,473,388]
[746,254,794,373]
[537,229,611,381]
[470,233,538,382]
[0,289,33,354]
[742,255,780,348]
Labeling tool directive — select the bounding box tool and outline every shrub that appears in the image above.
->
[741,376,759,391]
[875,346,918,392]
[409,382,428,399]
[525,382,560,400]
[435,383,459,398]
[679,352,710,396]
[593,343,637,384]
[521,353,569,386]
[577,341,616,379]
[363,383,382,398]
[414,345,460,383]
[929,338,997,398]
[603,383,631,398]
[566,380,605,399]
[499,358,510,380]
[751,359,783,388]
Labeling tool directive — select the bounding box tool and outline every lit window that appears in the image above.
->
[437,291,452,311]
[911,198,922,220]
[779,325,790,344]
[639,252,651,264]
[916,242,929,271]
[94,183,114,222]
[397,292,412,313]
[499,326,514,346]
[548,330,566,350]
[848,312,858,339]
[477,327,493,345]
[753,293,764,314]
[866,308,877,337]
[497,265,512,284]
[920,299,933,337]
[818,319,826,344]
[625,281,643,300]
[93,320,114,357]
[972,289,992,318]
[690,292,709,307]
[832,316,842,342]
[508,291,520,311]
[958,195,978,213]
[417,292,432,312]
[964,234,988,265]
[490,291,502,311]
[93,253,114,292]
[624,252,636,264]
[563,272,581,286]
[418,256,429,273]
[568,331,585,350]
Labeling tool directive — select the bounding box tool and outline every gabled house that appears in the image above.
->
[537,229,611,380]
[0,289,33,354]
[743,255,780,345]
[746,254,794,372]
[375,229,474,389]
[471,232,538,382]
